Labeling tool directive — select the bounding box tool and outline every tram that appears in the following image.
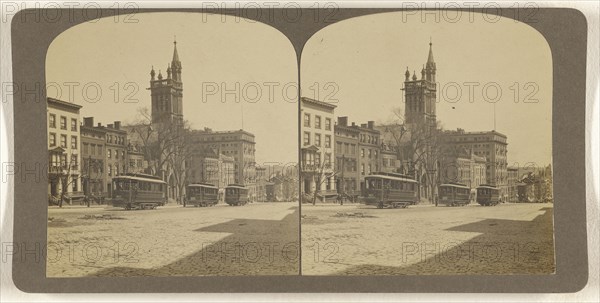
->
[476,184,501,206]
[362,172,418,209]
[439,183,471,206]
[225,184,249,206]
[185,183,219,207]
[111,173,167,210]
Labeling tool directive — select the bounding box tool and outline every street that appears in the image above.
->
[47,202,299,277]
[301,202,555,275]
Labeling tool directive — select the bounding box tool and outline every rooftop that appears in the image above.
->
[301,97,337,110]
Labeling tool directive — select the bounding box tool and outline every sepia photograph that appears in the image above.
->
[300,12,555,275]
[44,12,299,277]
[2,1,596,297]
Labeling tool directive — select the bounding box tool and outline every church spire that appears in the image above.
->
[172,38,180,65]
[171,37,182,82]
[427,38,435,65]
[425,38,436,82]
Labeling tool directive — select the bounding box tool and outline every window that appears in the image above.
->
[49,133,56,146]
[60,116,67,130]
[325,153,331,166]
[107,149,112,159]
[108,165,112,176]
[304,113,311,127]
[361,164,365,175]
[70,154,78,168]
[115,150,119,159]
[361,149,365,158]
[71,118,77,131]
[60,135,67,148]
[98,145,102,155]
[72,179,78,192]
[315,116,321,129]
[83,143,89,154]
[374,150,378,158]
[122,151,125,158]
[315,153,321,166]
[315,134,321,147]
[303,132,310,146]
[325,118,331,130]
[49,114,56,128]
[325,135,331,148]
[71,136,77,149]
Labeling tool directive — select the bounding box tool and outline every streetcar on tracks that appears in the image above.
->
[476,184,500,206]
[184,183,219,207]
[362,172,418,209]
[225,184,249,206]
[111,173,167,210]
[439,183,471,206]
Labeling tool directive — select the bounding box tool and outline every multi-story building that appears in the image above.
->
[334,117,360,197]
[439,147,487,189]
[300,97,336,200]
[80,117,106,199]
[47,97,83,204]
[441,129,509,198]
[188,147,235,190]
[189,128,256,184]
[380,143,400,174]
[357,121,381,191]
[126,142,147,174]
[103,121,128,196]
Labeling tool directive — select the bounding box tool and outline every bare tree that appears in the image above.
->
[49,151,80,208]
[126,107,192,203]
[311,157,338,205]
[380,107,444,202]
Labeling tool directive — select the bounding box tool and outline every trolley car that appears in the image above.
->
[111,173,167,210]
[362,172,418,209]
[476,184,500,206]
[225,184,249,206]
[439,183,471,206]
[185,183,219,207]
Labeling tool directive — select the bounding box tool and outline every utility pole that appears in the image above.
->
[86,155,92,207]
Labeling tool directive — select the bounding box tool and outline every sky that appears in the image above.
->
[46,12,298,164]
[301,12,552,167]
[46,11,552,167]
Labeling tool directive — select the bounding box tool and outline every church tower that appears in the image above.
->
[149,40,183,124]
[403,41,437,127]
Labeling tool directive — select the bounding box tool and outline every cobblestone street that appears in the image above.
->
[47,202,299,277]
[301,203,555,275]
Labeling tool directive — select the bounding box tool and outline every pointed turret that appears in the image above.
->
[150,66,156,80]
[171,38,182,82]
[425,39,436,82]
[405,67,410,81]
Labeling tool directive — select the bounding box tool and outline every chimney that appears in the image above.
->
[337,116,348,127]
[361,123,367,128]
[107,124,113,129]
[114,121,121,130]
[83,117,94,127]
[368,121,375,129]
[351,122,356,127]
[97,123,102,127]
